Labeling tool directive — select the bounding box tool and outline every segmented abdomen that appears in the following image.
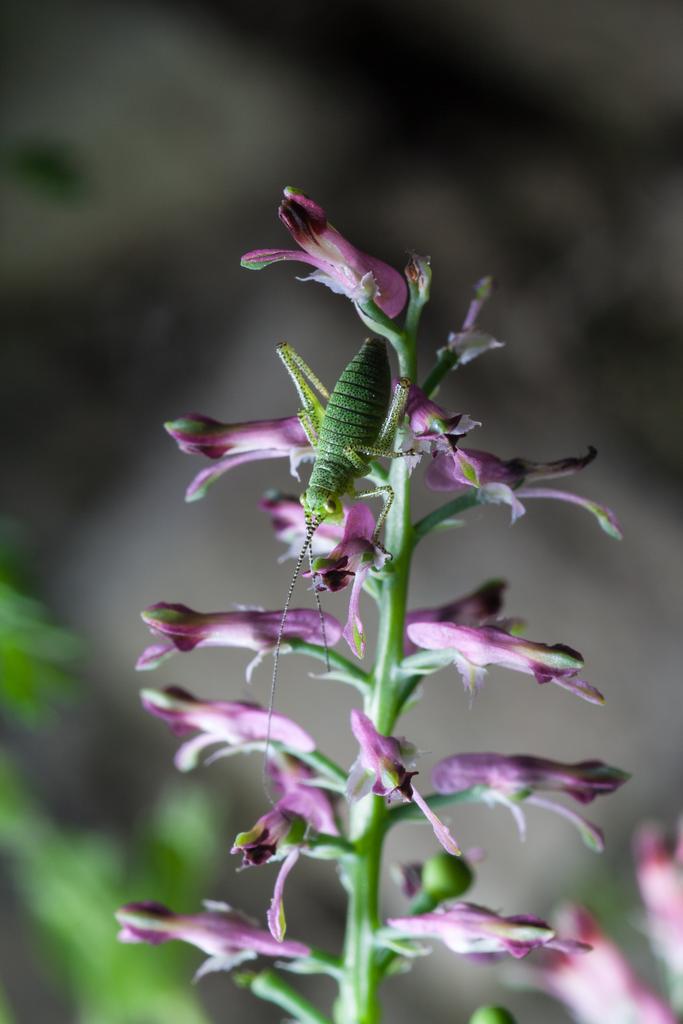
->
[309,338,391,496]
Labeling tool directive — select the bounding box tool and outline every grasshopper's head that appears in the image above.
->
[301,488,344,528]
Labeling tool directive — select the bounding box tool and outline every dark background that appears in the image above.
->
[2,1,682,1020]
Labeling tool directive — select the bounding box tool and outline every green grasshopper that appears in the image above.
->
[266,338,413,762]
[279,336,412,546]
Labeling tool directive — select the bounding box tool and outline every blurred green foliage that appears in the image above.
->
[0,756,220,1024]
[1,142,86,200]
[0,520,222,1023]
[0,524,79,723]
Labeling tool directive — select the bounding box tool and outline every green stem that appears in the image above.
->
[302,949,345,979]
[288,640,371,691]
[250,969,332,1024]
[412,492,482,545]
[294,752,349,789]
[211,740,348,790]
[404,289,427,345]
[384,787,491,829]
[335,298,418,1024]
[421,348,458,397]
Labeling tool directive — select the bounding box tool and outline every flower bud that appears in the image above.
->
[405,253,431,302]
[421,851,474,904]
[242,187,407,317]
[469,1007,517,1024]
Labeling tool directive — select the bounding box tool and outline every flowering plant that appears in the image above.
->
[118,188,626,1023]
[522,817,683,1023]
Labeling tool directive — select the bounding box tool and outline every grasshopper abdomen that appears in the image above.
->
[307,338,391,510]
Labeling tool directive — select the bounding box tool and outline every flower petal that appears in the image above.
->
[267,847,301,942]
[516,487,623,539]
[242,188,407,317]
[185,449,293,502]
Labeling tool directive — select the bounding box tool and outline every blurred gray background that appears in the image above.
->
[2,0,682,1020]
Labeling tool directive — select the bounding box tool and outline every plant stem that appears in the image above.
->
[335,308,418,1024]
[288,640,371,690]
[421,348,458,397]
[412,492,482,545]
[384,786,491,828]
[250,969,332,1023]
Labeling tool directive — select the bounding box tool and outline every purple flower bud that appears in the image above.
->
[241,187,407,318]
[260,491,345,561]
[634,822,683,979]
[404,580,508,656]
[116,900,309,978]
[433,753,629,851]
[530,906,676,1024]
[348,710,460,856]
[440,276,503,367]
[387,901,589,960]
[462,276,495,331]
[394,862,424,900]
[405,253,431,300]
[309,503,387,658]
[140,686,316,771]
[405,621,604,705]
[137,604,342,680]
[163,414,311,502]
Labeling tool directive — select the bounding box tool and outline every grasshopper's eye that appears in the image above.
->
[299,494,307,507]
[324,498,338,515]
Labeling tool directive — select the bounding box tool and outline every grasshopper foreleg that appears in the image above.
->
[297,409,320,447]
[277,343,329,440]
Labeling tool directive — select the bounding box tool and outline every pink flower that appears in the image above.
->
[233,755,339,866]
[405,383,480,460]
[404,580,508,655]
[241,187,407,317]
[115,900,309,980]
[231,755,339,941]
[432,753,629,851]
[260,491,344,561]
[531,906,676,1024]
[137,603,342,680]
[164,414,311,502]
[635,821,683,978]
[405,621,605,705]
[140,686,316,771]
[348,709,460,856]
[425,445,621,537]
[309,503,387,658]
[387,902,589,961]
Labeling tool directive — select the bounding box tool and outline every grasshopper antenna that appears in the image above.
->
[307,542,331,674]
[263,517,317,799]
